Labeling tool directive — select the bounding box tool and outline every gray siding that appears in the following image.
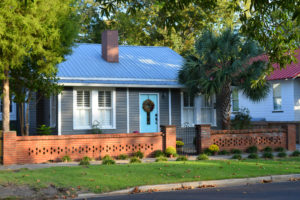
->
[171,89,181,127]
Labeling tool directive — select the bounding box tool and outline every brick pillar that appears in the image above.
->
[161,125,176,151]
[195,124,212,153]
[3,131,17,165]
[286,124,296,151]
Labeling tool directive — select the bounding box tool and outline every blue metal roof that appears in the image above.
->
[58,43,183,88]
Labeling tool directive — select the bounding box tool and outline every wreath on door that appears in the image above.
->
[143,99,155,113]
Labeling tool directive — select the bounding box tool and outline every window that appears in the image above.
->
[273,83,282,111]
[74,90,91,129]
[199,95,215,124]
[50,95,57,128]
[98,90,113,128]
[0,100,12,113]
[232,88,239,112]
[182,92,194,126]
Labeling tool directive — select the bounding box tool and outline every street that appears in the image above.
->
[87,181,300,200]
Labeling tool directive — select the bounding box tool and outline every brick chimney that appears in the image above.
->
[101,30,119,62]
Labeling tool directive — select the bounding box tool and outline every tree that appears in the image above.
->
[178,29,269,129]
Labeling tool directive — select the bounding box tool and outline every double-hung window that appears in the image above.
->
[232,88,239,112]
[199,95,215,125]
[74,90,91,129]
[98,91,113,128]
[182,92,195,127]
[273,83,282,111]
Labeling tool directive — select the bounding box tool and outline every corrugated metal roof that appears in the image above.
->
[58,43,183,87]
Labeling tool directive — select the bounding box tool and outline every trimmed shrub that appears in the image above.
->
[102,158,116,165]
[176,155,188,161]
[262,152,274,159]
[274,147,285,152]
[130,157,142,164]
[117,154,129,160]
[203,149,212,156]
[133,151,144,159]
[155,156,168,162]
[165,147,177,157]
[208,144,220,154]
[246,146,258,153]
[230,149,242,154]
[248,153,259,159]
[62,155,72,162]
[102,155,113,160]
[291,150,300,157]
[176,141,184,146]
[79,156,91,166]
[154,150,165,158]
[231,154,242,160]
[218,150,230,155]
[277,152,287,158]
[263,146,273,153]
[197,154,209,160]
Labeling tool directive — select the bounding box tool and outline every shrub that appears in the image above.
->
[117,154,129,160]
[291,150,300,157]
[203,148,212,156]
[246,146,258,153]
[263,146,273,152]
[277,152,287,158]
[218,150,230,155]
[79,156,91,166]
[176,141,184,147]
[230,149,242,154]
[155,156,168,162]
[37,124,52,135]
[262,152,274,159]
[248,153,259,159]
[176,155,188,161]
[165,147,177,157]
[102,158,116,165]
[231,154,242,160]
[274,147,285,152]
[208,144,220,153]
[62,155,72,162]
[91,120,102,134]
[134,151,144,159]
[102,155,113,160]
[231,107,252,129]
[197,154,209,160]
[130,157,142,164]
[154,150,165,158]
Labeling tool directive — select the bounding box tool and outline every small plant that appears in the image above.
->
[262,152,274,159]
[130,157,142,164]
[231,107,252,129]
[176,141,184,147]
[102,158,116,165]
[165,147,177,157]
[263,146,273,152]
[208,144,220,154]
[117,154,129,160]
[277,152,287,158]
[79,156,91,166]
[248,153,259,159]
[62,155,72,162]
[197,154,209,160]
[102,155,113,160]
[203,148,212,156]
[37,124,52,135]
[246,146,258,153]
[291,150,300,157]
[91,120,102,134]
[218,150,230,155]
[230,149,242,154]
[134,151,144,159]
[155,156,168,162]
[176,155,188,161]
[274,147,285,152]
[154,150,165,158]
[231,154,242,160]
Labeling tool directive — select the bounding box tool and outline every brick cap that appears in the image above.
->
[3,131,17,135]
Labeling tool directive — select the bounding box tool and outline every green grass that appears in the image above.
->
[1,158,300,193]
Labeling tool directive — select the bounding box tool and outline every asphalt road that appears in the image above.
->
[87,181,300,200]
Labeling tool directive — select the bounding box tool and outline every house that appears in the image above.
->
[28,30,217,135]
[0,100,17,128]
[232,49,300,122]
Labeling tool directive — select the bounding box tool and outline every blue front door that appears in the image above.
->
[140,94,159,133]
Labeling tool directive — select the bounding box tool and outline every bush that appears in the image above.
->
[263,146,273,152]
[117,154,129,160]
[155,156,168,162]
[218,150,230,155]
[37,124,52,135]
[154,150,165,158]
[203,148,212,156]
[231,154,242,160]
[262,152,274,159]
[62,155,72,162]
[291,150,300,157]
[176,155,188,161]
[102,155,113,160]
[277,152,287,158]
[91,120,102,134]
[231,108,252,129]
[130,157,142,164]
[230,149,242,154]
[134,151,144,159]
[176,141,184,146]
[248,153,259,159]
[79,156,92,166]
[274,147,285,152]
[246,146,258,153]
[208,144,219,153]
[165,147,177,157]
[102,158,116,165]
[197,154,209,160]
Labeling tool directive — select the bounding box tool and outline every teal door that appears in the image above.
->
[140,94,159,133]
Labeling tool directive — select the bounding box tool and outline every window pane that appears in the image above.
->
[84,91,90,107]
[232,100,239,112]
[183,92,189,107]
[98,91,104,107]
[105,91,112,107]
[76,109,91,127]
[77,91,83,107]
[274,98,282,110]
[273,83,281,97]
[201,108,213,124]
[189,95,194,107]
[183,108,194,126]
[99,109,112,126]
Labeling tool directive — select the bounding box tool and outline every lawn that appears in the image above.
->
[1,158,300,193]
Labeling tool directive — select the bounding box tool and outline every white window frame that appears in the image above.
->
[73,89,92,130]
[198,94,217,126]
[49,95,57,128]
[272,83,282,111]
[231,88,239,113]
[181,91,195,127]
[96,89,116,129]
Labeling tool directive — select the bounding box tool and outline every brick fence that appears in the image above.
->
[2,125,176,165]
[196,124,296,152]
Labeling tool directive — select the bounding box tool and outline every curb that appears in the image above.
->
[76,174,300,199]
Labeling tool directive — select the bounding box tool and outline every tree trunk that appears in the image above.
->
[2,70,10,132]
[216,82,232,130]
[18,103,25,136]
[25,92,32,136]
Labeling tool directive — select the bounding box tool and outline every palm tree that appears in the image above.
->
[178,29,269,129]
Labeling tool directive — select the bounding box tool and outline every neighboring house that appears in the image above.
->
[0,100,17,123]
[232,49,300,122]
[28,30,216,135]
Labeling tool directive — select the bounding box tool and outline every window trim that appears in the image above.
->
[198,94,217,126]
[272,83,282,111]
[181,91,195,127]
[231,88,239,113]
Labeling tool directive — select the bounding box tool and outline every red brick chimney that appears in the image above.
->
[101,30,119,63]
